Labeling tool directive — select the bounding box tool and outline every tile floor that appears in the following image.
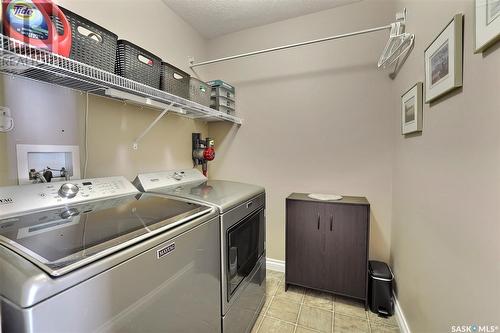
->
[252,270,400,333]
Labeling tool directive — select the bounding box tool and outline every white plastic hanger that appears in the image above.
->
[378,10,415,69]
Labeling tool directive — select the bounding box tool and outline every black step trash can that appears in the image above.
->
[368,260,394,317]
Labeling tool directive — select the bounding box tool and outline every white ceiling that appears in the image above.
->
[162,0,361,39]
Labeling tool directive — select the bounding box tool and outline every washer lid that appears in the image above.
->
[0,193,211,276]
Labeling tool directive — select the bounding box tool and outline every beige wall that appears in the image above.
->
[0,81,9,186]
[0,115,9,186]
[390,0,500,332]
[57,0,207,75]
[206,0,397,262]
[0,0,209,186]
[0,78,85,185]
[0,135,7,186]
[81,96,207,180]
[206,1,500,330]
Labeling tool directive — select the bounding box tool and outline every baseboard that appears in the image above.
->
[394,295,411,333]
[266,258,285,272]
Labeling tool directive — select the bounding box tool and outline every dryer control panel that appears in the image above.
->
[0,176,138,218]
[133,169,207,192]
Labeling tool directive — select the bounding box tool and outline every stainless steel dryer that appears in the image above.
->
[0,176,221,333]
[134,169,266,333]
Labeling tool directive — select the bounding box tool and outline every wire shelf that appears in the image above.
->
[0,34,242,125]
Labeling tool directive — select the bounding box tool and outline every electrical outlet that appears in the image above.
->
[0,106,14,132]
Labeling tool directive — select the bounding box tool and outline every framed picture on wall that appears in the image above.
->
[475,0,500,52]
[401,82,423,135]
[424,14,463,103]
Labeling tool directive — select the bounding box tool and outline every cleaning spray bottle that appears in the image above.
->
[2,0,72,57]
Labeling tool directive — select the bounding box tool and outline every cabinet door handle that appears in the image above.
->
[317,213,320,230]
[330,215,333,231]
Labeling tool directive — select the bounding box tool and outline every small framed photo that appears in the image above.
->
[475,0,500,52]
[401,82,423,135]
[424,14,463,103]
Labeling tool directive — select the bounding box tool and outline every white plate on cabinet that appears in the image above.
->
[307,193,343,201]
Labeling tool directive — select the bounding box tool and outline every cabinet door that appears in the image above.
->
[286,200,328,289]
[324,204,368,298]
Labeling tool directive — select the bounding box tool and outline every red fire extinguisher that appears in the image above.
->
[2,0,72,57]
[192,133,215,177]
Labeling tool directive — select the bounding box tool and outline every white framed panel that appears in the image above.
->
[475,0,500,52]
[401,82,423,135]
[424,14,463,103]
[16,144,81,185]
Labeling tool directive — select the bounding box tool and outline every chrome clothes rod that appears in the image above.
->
[189,24,392,68]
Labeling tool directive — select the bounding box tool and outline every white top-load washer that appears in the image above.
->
[134,169,266,333]
[0,176,221,333]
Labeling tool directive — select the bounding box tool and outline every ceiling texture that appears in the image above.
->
[162,0,361,39]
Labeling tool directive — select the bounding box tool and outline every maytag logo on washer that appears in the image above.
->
[157,243,175,259]
[0,198,14,205]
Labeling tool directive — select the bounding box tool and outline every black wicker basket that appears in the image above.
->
[189,77,211,106]
[57,7,117,73]
[115,40,162,89]
[161,62,190,99]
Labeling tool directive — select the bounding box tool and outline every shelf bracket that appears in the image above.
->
[100,88,186,150]
[133,107,171,150]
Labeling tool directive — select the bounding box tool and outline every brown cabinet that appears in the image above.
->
[285,193,370,307]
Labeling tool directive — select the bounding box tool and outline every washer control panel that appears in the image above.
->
[133,169,207,191]
[0,176,139,218]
